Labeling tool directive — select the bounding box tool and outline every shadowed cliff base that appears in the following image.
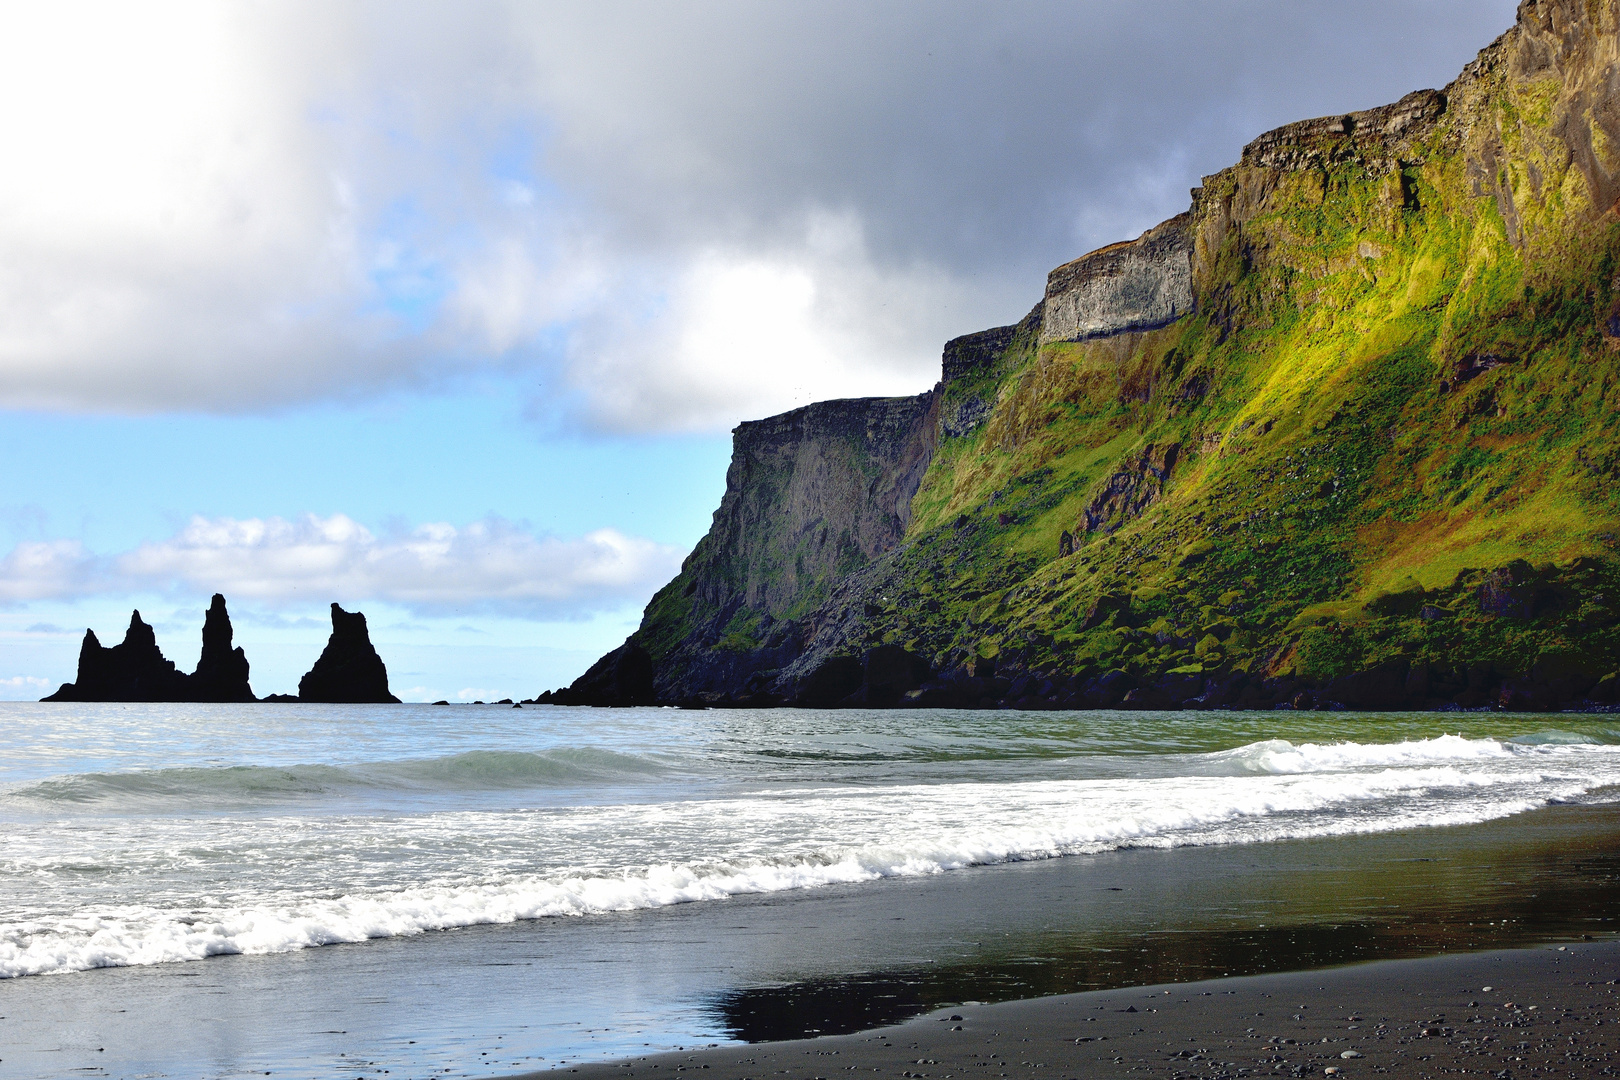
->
[539,0,1620,712]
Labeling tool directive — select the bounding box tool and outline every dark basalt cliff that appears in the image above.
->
[44,594,255,702]
[544,0,1620,712]
[297,603,400,703]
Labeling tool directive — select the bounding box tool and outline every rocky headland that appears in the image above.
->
[540,0,1620,712]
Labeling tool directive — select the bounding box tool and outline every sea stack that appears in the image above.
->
[43,611,191,702]
[189,594,256,702]
[42,597,260,702]
[297,603,400,703]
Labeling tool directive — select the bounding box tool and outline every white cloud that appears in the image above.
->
[0,1,560,413]
[0,515,683,620]
[0,540,100,603]
[565,212,972,431]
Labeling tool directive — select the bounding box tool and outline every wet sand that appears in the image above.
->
[541,941,1620,1080]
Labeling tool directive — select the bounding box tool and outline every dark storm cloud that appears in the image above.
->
[0,1,1520,428]
[522,0,1520,279]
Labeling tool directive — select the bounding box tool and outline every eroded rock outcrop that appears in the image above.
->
[1038,214,1193,345]
[1082,443,1181,534]
[536,641,656,706]
[297,604,400,703]
[43,611,190,702]
[43,595,256,702]
[190,594,255,702]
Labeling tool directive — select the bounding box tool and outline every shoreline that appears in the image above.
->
[529,941,1620,1080]
[2,741,1616,1079]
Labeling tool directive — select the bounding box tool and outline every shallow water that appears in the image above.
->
[0,703,1617,1078]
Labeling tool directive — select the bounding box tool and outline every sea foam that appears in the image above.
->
[1215,733,1519,774]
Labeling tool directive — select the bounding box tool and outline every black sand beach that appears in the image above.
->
[543,942,1620,1080]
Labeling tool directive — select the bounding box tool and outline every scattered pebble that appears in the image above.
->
[562,944,1620,1080]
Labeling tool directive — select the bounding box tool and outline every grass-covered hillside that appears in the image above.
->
[543,0,1620,711]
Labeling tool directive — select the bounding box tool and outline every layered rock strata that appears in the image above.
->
[1038,214,1194,345]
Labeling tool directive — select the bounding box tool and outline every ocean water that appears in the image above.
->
[1,703,1618,1078]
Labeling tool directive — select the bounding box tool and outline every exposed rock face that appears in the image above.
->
[297,604,400,703]
[1238,89,1449,173]
[43,598,258,702]
[790,645,932,708]
[537,392,943,706]
[942,324,1018,382]
[190,594,255,702]
[43,611,190,702]
[1082,443,1181,534]
[1038,214,1193,345]
[941,395,992,439]
[939,304,1043,439]
[716,393,942,614]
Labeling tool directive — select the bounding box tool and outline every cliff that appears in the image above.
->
[43,595,255,702]
[544,0,1620,712]
[1039,215,1193,345]
[540,392,941,705]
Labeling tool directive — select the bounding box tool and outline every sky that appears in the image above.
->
[0,0,1520,701]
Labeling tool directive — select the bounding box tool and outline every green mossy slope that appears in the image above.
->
[802,4,1620,708]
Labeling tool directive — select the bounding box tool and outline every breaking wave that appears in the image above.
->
[3,748,673,807]
[5,738,1618,979]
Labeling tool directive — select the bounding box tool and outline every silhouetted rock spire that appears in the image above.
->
[190,594,255,702]
[43,610,191,701]
[297,603,400,703]
[42,597,258,702]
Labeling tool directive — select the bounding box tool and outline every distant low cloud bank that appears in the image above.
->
[0,514,683,620]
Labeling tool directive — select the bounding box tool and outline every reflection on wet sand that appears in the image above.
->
[709,802,1620,1041]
